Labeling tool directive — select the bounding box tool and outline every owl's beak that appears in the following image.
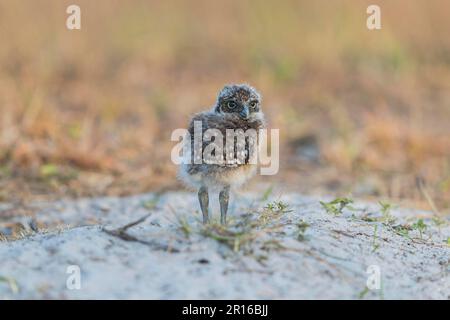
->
[239,106,250,120]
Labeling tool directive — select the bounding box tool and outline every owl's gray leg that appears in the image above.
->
[198,186,209,224]
[219,185,230,225]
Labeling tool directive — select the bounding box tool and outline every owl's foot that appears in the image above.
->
[219,185,230,225]
[198,186,209,224]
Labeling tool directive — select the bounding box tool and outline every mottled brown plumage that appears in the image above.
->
[178,84,265,224]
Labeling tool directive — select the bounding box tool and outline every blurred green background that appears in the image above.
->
[0,0,449,212]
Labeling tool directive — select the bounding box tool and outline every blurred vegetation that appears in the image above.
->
[0,0,449,211]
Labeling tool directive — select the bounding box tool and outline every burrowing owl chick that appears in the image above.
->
[179,84,265,224]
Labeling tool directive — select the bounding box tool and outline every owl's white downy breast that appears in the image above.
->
[178,162,258,190]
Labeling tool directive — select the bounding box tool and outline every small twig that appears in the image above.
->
[331,229,356,238]
[118,213,152,232]
[102,212,152,242]
[102,202,180,253]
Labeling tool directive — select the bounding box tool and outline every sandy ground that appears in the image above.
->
[0,191,449,299]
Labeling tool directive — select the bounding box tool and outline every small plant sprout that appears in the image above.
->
[256,201,291,227]
[379,201,396,226]
[260,185,274,202]
[296,220,310,241]
[295,225,308,241]
[142,197,159,210]
[320,197,354,216]
[176,215,192,238]
[0,276,19,294]
[264,201,291,213]
[412,219,427,240]
[393,225,411,239]
[358,286,370,299]
[431,216,446,233]
[372,224,380,252]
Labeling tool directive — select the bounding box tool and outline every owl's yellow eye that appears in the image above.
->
[249,101,258,109]
[227,101,237,109]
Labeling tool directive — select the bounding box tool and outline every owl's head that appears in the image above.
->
[214,84,262,120]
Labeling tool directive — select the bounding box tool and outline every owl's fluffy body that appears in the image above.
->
[178,84,265,191]
[179,111,265,190]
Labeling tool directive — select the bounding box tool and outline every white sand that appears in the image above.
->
[0,192,448,299]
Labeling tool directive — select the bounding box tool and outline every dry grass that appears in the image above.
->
[1,0,450,212]
[177,200,295,255]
